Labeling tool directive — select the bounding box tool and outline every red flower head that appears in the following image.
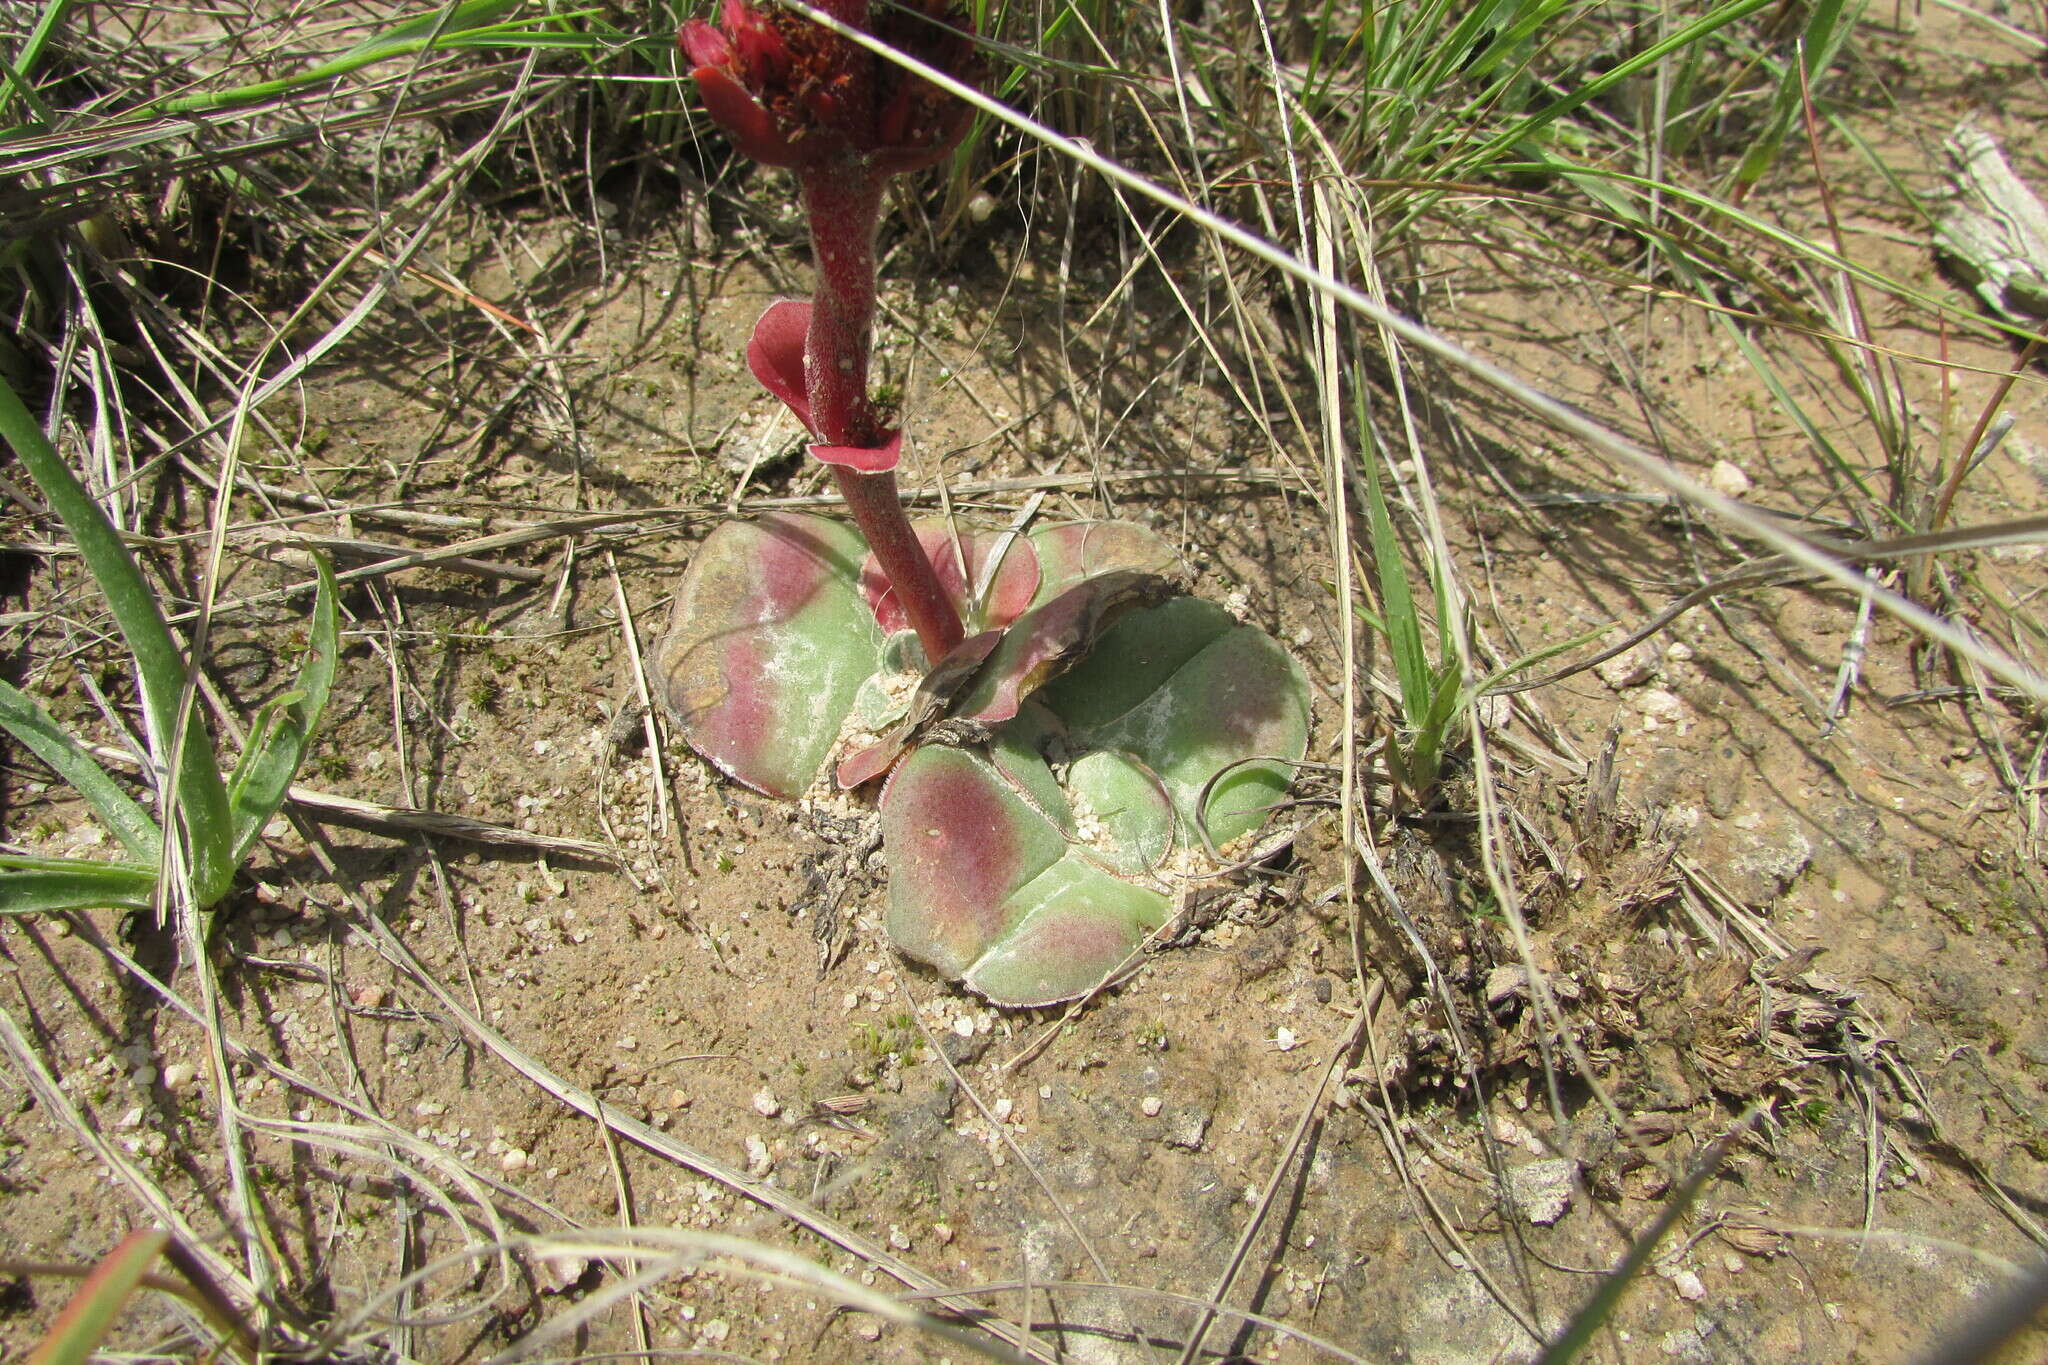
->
[680,0,979,175]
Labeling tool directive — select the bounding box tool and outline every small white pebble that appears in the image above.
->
[1273,1028,1300,1052]
[616,1036,639,1052]
[753,1088,781,1118]
[1140,1096,1164,1117]
[1636,688,1686,725]
[501,1148,530,1173]
[1706,459,1752,498]
[162,1062,197,1092]
[952,1016,975,1038]
[991,1098,1014,1123]
[415,1100,447,1117]
[932,1223,954,1245]
[1672,1269,1705,1301]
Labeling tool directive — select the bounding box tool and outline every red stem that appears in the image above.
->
[800,162,963,662]
[833,467,962,660]
[800,166,886,449]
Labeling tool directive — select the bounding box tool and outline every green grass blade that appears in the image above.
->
[0,0,79,122]
[1830,115,1932,226]
[1445,0,1777,184]
[0,376,232,900]
[1422,660,1466,734]
[0,48,56,127]
[0,681,161,862]
[1348,600,1389,636]
[0,857,160,915]
[1706,304,1894,524]
[1512,141,1652,227]
[1490,155,2013,335]
[1477,620,1616,693]
[1729,0,1862,199]
[25,1228,170,1365]
[1358,449,1434,728]
[1464,0,1584,83]
[227,557,338,862]
[140,0,561,118]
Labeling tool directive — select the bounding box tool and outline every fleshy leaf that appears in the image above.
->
[986,702,1072,830]
[948,570,1176,726]
[655,512,881,799]
[962,858,1170,1007]
[1065,749,1174,875]
[880,744,1067,980]
[833,740,902,793]
[1033,596,1236,731]
[880,742,1170,1008]
[747,299,814,431]
[1064,608,1312,849]
[840,629,935,755]
[1029,521,1182,602]
[862,520,1040,636]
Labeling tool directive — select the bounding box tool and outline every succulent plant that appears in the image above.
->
[662,2,1312,1005]
[656,512,1311,1006]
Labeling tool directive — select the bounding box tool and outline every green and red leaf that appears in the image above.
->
[948,570,1177,726]
[880,745,1067,980]
[880,743,1170,1008]
[861,520,1040,636]
[1028,520,1182,601]
[1060,605,1312,848]
[962,859,1169,1007]
[655,513,882,798]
